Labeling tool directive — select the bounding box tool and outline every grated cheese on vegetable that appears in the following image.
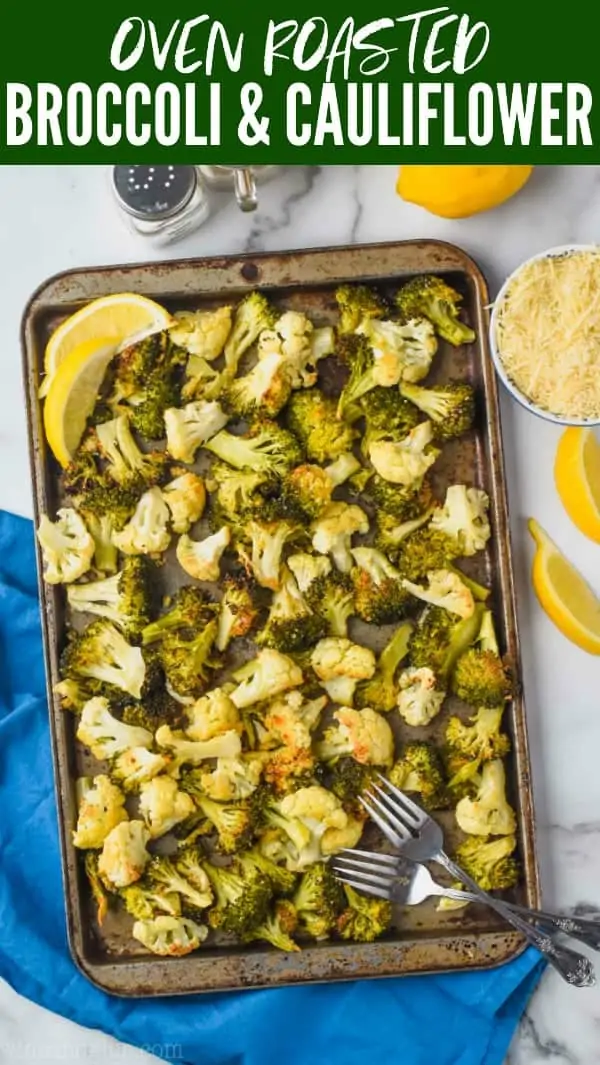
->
[495,250,600,420]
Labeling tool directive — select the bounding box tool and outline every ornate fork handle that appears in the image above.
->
[437,852,596,988]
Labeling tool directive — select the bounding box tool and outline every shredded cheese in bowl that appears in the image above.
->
[493,248,600,423]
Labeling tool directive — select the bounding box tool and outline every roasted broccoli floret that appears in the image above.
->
[157,619,219,700]
[230,649,304,709]
[409,604,485,684]
[77,482,142,571]
[393,525,459,579]
[76,697,153,758]
[84,852,110,926]
[238,519,302,591]
[452,611,514,707]
[454,835,520,891]
[369,422,440,488]
[190,795,255,854]
[96,415,167,491]
[63,621,146,701]
[335,284,387,334]
[162,468,206,534]
[66,556,154,640]
[72,774,128,850]
[445,705,511,788]
[311,637,376,706]
[257,567,326,653]
[358,386,420,440]
[121,688,184,733]
[132,914,207,956]
[337,333,403,419]
[328,757,377,808]
[400,381,475,441]
[455,759,517,836]
[280,464,334,520]
[112,487,172,557]
[223,350,292,419]
[216,575,258,652]
[350,547,409,625]
[37,508,95,585]
[205,420,303,476]
[223,292,277,375]
[142,585,216,646]
[121,881,182,921]
[374,508,435,557]
[389,742,448,809]
[127,368,182,441]
[238,847,298,896]
[396,275,476,347]
[164,400,228,464]
[286,389,358,463]
[293,862,345,939]
[402,569,475,619]
[311,502,370,574]
[336,884,392,943]
[305,571,355,638]
[355,621,414,713]
[204,860,271,935]
[241,900,300,952]
[367,474,434,523]
[98,820,150,889]
[169,305,233,361]
[79,512,119,576]
[112,331,185,403]
[396,666,446,727]
[147,852,213,915]
[176,527,231,583]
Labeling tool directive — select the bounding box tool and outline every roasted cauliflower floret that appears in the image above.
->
[169,306,232,360]
[316,707,394,767]
[165,400,229,464]
[311,502,370,574]
[98,820,150,889]
[311,637,376,706]
[112,487,171,556]
[230,649,304,708]
[72,775,128,850]
[265,785,363,870]
[185,688,241,742]
[132,914,208,956]
[139,776,196,838]
[396,667,446,727]
[402,569,475,619]
[76,697,153,760]
[198,757,264,803]
[430,485,491,557]
[110,747,171,793]
[369,422,440,488]
[455,759,517,837]
[176,527,231,582]
[162,469,206,534]
[37,508,94,584]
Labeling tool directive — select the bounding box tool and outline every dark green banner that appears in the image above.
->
[0,0,597,162]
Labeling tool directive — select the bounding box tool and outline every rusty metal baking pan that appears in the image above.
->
[21,239,540,997]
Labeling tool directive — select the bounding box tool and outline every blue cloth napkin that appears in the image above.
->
[0,509,545,1065]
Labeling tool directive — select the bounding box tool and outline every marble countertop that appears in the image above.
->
[1,164,599,1064]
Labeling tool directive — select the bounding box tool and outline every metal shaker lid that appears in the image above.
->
[112,166,197,221]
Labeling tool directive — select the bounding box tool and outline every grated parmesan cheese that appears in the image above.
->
[495,250,600,420]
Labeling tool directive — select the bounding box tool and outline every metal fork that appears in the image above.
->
[334,849,600,952]
[355,775,595,988]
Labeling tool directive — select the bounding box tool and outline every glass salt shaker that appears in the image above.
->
[111,165,211,245]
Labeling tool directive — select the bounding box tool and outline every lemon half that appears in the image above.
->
[43,337,118,467]
[555,427,600,543]
[40,292,172,397]
[528,518,600,655]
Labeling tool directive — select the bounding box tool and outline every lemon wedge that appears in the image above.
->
[555,427,600,543]
[40,293,172,397]
[528,517,600,655]
[43,337,118,467]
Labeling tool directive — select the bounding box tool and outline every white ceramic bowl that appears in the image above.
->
[489,243,600,427]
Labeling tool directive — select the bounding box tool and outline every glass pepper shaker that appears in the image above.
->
[111,165,211,245]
